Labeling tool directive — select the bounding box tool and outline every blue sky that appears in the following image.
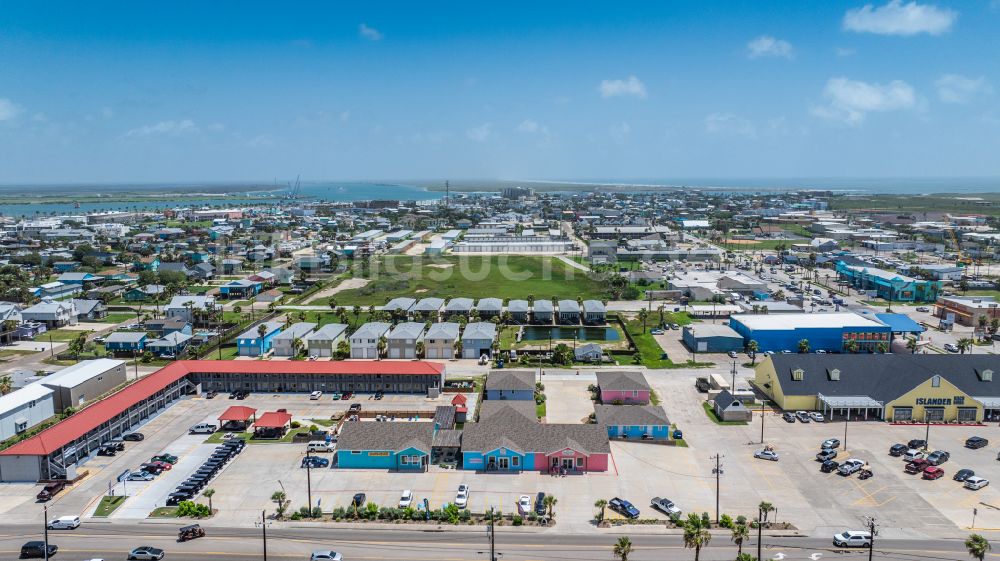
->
[1,1,999,183]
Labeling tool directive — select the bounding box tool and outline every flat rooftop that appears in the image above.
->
[731,312,886,331]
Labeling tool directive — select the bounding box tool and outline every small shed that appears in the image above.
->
[713,389,752,422]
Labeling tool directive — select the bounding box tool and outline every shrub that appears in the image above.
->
[290,420,302,429]
[311,506,322,518]
[527,512,537,522]
[736,515,747,526]
[720,514,733,529]
[331,507,346,520]
[512,515,523,526]
[290,512,302,520]
[309,424,319,433]
[669,513,681,525]
[176,500,211,518]
[460,509,472,521]
[701,512,711,526]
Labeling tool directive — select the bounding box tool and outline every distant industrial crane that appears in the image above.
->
[286,175,301,200]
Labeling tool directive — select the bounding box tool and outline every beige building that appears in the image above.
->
[40,359,127,412]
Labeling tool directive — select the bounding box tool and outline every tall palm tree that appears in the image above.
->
[376,336,387,360]
[543,495,557,517]
[957,337,974,354]
[747,340,759,365]
[0,374,12,396]
[682,513,711,561]
[203,488,216,512]
[906,336,919,354]
[637,309,649,333]
[966,534,991,561]
[612,536,633,561]
[731,521,750,558]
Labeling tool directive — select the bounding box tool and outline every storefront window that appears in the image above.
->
[893,407,912,422]
[925,407,945,422]
[958,408,978,422]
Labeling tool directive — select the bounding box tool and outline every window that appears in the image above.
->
[512,456,520,467]
[792,369,804,381]
[400,456,410,465]
[632,390,639,398]
[931,375,941,388]
[351,450,361,455]
[576,457,584,467]
[14,420,27,433]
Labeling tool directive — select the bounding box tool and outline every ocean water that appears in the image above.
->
[0,182,440,217]
[537,177,1000,194]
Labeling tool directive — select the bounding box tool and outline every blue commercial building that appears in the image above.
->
[835,261,942,303]
[728,312,891,353]
[595,405,672,441]
[335,422,432,471]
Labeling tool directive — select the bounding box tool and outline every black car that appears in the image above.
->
[139,463,164,475]
[534,492,547,516]
[820,459,840,473]
[908,439,927,450]
[108,440,126,451]
[954,469,975,482]
[167,492,193,506]
[966,436,989,449]
[889,443,907,456]
[608,497,640,519]
[96,445,117,456]
[20,541,57,559]
[123,432,145,442]
[302,456,329,468]
[781,412,796,423]
[205,390,218,399]
[926,450,950,465]
[374,391,384,400]
[352,493,366,507]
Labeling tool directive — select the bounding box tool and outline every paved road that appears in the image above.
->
[0,523,977,561]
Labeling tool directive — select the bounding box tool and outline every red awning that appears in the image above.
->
[218,406,257,422]
[254,411,293,429]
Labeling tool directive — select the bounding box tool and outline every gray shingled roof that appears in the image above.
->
[582,300,606,313]
[388,322,426,340]
[336,421,434,453]
[596,371,650,392]
[485,369,535,391]
[477,298,502,312]
[594,405,670,427]
[767,354,1000,401]
[558,300,580,313]
[462,322,497,341]
[384,297,416,312]
[445,298,474,312]
[462,409,610,455]
[433,406,456,429]
[478,400,537,421]
[413,298,445,312]
[425,322,460,340]
[306,323,348,341]
[507,300,529,313]
[533,300,553,313]
[432,429,463,448]
[351,322,392,340]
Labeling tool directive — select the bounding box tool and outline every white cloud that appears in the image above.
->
[359,23,383,41]
[0,98,23,121]
[747,35,794,59]
[812,77,917,125]
[599,76,647,99]
[124,119,198,138]
[705,113,757,138]
[935,74,993,103]
[516,119,549,135]
[466,123,493,143]
[843,1,957,36]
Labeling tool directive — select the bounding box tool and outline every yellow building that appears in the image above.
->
[754,354,997,422]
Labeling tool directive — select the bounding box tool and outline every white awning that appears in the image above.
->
[975,397,1000,409]
[817,393,883,409]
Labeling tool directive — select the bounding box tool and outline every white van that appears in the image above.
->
[310,391,323,400]
[189,423,217,435]
[307,441,333,453]
[47,516,80,529]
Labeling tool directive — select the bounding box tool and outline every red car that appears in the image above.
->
[905,458,930,474]
[150,461,172,471]
[923,466,945,480]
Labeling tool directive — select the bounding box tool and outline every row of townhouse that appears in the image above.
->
[383,296,607,324]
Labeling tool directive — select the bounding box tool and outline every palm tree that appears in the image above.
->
[747,340,759,365]
[0,374,12,395]
[453,340,463,358]
[543,494,557,517]
[376,335,387,360]
[957,337,974,354]
[257,324,267,338]
[415,340,425,359]
[966,534,991,561]
[906,336,919,354]
[594,499,607,524]
[758,501,775,524]
[682,513,711,561]
[203,488,216,512]
[292,337,304,357]
[233,305,242,317]
[844,339,858,354]
[797,339,810,354]
[271,490,288,517]
[731,521,750,558]
[352,305,361,327]
[612,536,633,561]
[637,308,649,333]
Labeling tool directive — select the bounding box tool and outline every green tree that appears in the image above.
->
[683,513,712,561]
[335,340,351,359]
[797,339,810,354]
[257,324,267,338]
[271,490,288,517]
[376,336,388,360]
[612,536,633,561]
[638,308,649,333]
[543,494,557,517]
[594,499,607,524]
[966,534,991,561]
[731,520,750,558]
[415,340,425,359]
[957,337,974,354]
[292,337,304,357]
[747,340,759,365]
[844,339,858,354]
[758,501,775,524]
[906,336,919,354]
[0,374,12,395]
[202,488,216,512]
[233,305,242,316]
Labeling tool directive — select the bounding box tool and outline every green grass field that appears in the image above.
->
[330,256,608,306]
[625,318,713,369]
[41,328,95,341]
[828,193,1000,217]
[94,495,127,517]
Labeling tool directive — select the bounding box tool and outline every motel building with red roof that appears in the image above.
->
[0,360,446,482]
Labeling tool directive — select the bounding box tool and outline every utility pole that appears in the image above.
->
[756,504,763,561]
[43,503,49,561]
[478,507,502,561]
[711,454,724,524]
[305,451,313,516]
[925,417,931,450]
[759,401,766,444]
[865,516,879,561]
[255,510,269,561]
[844,415,849,452]
[731,359,737,391]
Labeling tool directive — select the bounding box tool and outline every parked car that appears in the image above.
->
[310,391,323,400]
[754,449,779,461]
[47,515,81,529]
[908,439,927,449]
[650,497,682,517]
[122,432,145,442]
[517,495,532,515]
[534,492,547,516]
[310,552,343,561]
[728,351,738,359]
[821,438,840,449]
[926,450,950,466]
[965,437,989,449]
[455,485,470,508]
[809,412,825,422]
[149,461,172,471]
[916,306,930,312]
[20,541,58,559]
[97,445,118,456]
[833,530,872,548]
[838,459,866,476]
[301,456,329,469]
[128,546,165,560]
[944,343,960,353]
[37,481,66,501]
[151,454,178,464]
[205,390,217,399]
[781,412,796,423]
[399,489,413,509]
[905,458,930,474]
[127,471,155,481]
[903,449,925,462]
[965,476,990,490]
[795,411,810,423]
[608,497,640,519]
[923,466,945,480]
[889,443,907,456]
[820,460,840,473]
[816,449,838,462]
[954,469,975,482]
[189,423,216,435]
[330,392,342,400]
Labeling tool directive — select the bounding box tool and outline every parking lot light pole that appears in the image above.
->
[43,503,49,561]
[924,418,931,450]
[255,510,269,561]
[759,402,765,444]
[843,416,848,452]
[756,505,763,561]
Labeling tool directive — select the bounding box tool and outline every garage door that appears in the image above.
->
[427,348,438,359]
[366,348,376,359]
[443,349,452,359]
[404,349,414,359]
[389,348,401,359]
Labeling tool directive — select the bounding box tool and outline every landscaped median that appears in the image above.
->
[93,495,127,517]
[273,500,557,527]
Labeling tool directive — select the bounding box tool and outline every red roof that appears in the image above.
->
[0,360,445,457]
[254,411,293,429]
[451,394,468,405]
[218,406,257,422]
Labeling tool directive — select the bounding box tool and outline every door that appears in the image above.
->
[561,458,574,470]
[498,457,509,469]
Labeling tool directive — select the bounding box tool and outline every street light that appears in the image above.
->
[254,510,271,561]
[43,503,49,561]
